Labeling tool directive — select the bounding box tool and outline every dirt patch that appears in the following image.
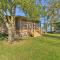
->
[2,39,32,47]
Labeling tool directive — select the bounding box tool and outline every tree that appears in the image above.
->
[0,0,17,42]
[0,0,42,42]
[47,1,60,32]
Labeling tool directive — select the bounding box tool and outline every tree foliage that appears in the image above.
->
[17,0,41,21]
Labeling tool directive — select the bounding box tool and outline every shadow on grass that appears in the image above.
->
[43,34,60,39]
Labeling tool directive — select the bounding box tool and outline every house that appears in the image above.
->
[0,16,42,37]
[55,22,60,33]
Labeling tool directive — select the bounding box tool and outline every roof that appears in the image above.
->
[6,16,39,23]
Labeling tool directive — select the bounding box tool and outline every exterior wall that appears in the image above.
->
[15,17,41,37]
[15,19,33,37]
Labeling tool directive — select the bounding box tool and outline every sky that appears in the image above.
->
[16,6,25,16]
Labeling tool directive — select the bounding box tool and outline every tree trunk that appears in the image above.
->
[5,16,16,42]
[8,26,14,41]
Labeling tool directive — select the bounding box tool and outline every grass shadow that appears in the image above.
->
[43,34,60,39]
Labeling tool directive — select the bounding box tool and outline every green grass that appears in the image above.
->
[0,34,60,60]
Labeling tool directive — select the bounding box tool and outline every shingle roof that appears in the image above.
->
[6,16,39,23]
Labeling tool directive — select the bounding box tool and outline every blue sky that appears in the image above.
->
[16,6,25,16]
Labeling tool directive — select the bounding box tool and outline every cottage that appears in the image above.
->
[0,16,42,37]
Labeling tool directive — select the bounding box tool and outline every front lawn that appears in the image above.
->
[0,34,60,60]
